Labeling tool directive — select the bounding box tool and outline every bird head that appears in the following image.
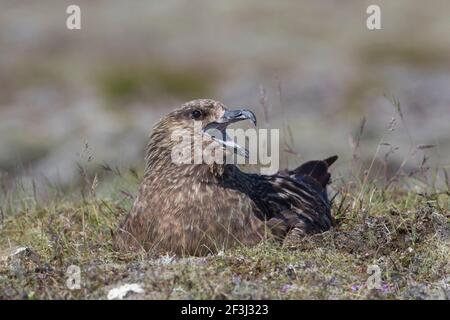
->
[146,99,257,171]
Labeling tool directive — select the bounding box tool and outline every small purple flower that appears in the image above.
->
[280,284,295,293]
[351,284,362,292]
[381,283,390,293]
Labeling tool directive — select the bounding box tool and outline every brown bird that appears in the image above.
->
[114,99,337,256]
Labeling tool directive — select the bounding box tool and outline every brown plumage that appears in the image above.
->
[113,99,337,256]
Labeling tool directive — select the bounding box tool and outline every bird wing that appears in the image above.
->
[283,155,338,188]
[253,174,332,238]
[224,155,337,241]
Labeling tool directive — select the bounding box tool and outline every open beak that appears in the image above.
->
[203,108,257,158]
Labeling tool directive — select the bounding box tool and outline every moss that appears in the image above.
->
[0,171,448,299]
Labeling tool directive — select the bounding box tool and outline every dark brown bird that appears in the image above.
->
[114,99,337,256]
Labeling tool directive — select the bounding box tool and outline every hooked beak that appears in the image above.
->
[216,109,257,126]
[203,108,257,158]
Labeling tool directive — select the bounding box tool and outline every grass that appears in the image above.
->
[0,97,449,300]
[0,160,448,300]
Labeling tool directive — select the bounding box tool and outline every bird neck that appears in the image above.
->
[145,146,228,184]
[144,123,232,181]
[145,161,227,184]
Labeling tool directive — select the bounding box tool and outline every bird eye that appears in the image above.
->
[191,110,202,119]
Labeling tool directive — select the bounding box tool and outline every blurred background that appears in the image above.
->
[1,0,449,191]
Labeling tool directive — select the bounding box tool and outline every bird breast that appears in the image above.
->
[121,172,265,256]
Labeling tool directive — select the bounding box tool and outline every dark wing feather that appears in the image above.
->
[284,155,338,188]
[258,175,332,236]
[222,155,337,241]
